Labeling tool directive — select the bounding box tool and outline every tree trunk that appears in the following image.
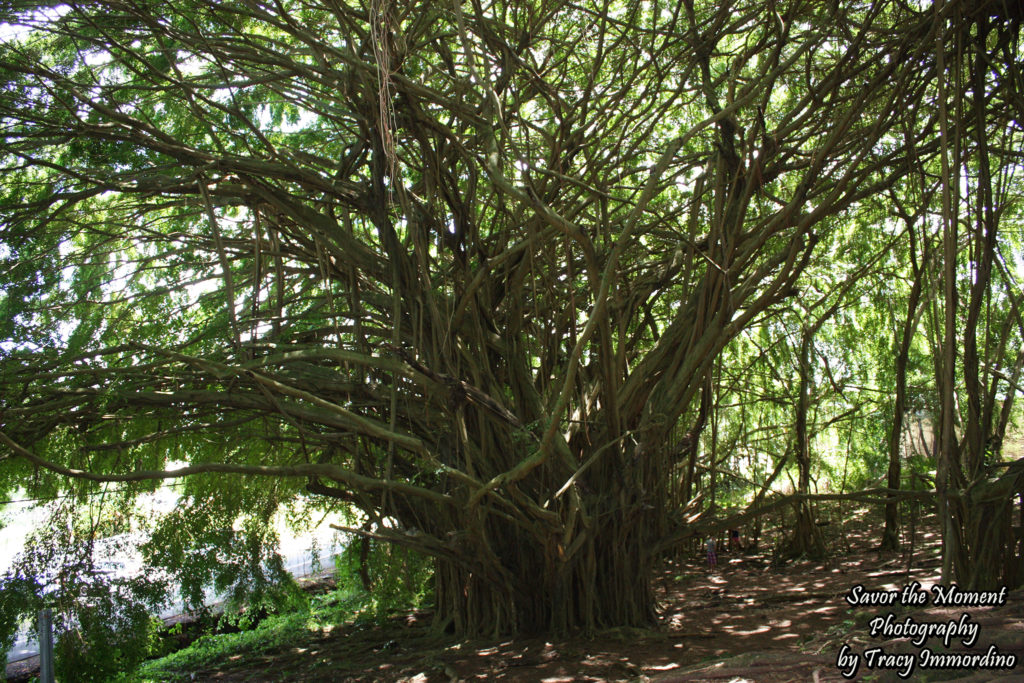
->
[786,330,826,560]
[932,8,1021,590]
[431,509,658,635]
[959,461,1024,590]
[881,226,927,550]
[933,0,960,585]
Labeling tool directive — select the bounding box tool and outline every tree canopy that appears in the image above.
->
[2,0,1024,645]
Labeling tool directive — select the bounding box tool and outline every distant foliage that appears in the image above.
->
[0,569,43,673]
[0,505,168,679]
[52,591,163,682]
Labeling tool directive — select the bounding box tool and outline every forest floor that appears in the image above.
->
[7,506,1024,681]
[135,507,1024,681]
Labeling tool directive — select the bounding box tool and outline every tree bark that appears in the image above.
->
[881,226,927,550]
[786,329,826,560]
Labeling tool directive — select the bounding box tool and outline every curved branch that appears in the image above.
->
[0,429,452,507]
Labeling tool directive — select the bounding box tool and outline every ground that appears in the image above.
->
[7,508,1024,681]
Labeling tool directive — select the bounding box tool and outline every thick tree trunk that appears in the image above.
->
[431,512,658,636]
[958,461,1024,590]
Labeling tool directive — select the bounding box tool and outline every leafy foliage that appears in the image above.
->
[0,502,168,679]
[334,537,433,623]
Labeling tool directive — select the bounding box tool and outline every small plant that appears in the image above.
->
[824,618,856,638]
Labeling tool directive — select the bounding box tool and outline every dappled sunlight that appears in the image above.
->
[38,508,1017,682]
[725,625,772,636]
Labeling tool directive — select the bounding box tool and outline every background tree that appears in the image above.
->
[929,0,1024,589]
[878,188,932,551]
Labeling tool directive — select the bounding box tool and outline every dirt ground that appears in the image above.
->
[153,510,1024,682]
[7,509,1024,681]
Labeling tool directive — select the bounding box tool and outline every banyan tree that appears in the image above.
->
[2,0,1022,636]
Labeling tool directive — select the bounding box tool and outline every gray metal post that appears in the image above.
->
[37,608,55,683]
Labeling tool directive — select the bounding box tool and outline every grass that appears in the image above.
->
[123,587,370,682]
